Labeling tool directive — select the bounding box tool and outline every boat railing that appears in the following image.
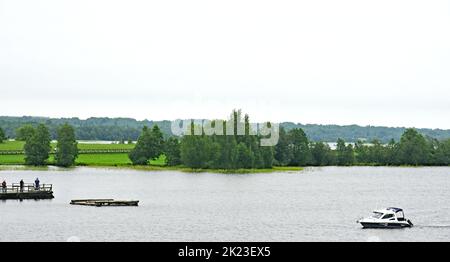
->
[1,183,53,194]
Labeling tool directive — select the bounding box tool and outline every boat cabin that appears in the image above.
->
[371,207,406,221]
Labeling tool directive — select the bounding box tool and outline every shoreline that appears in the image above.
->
[0,164,304,174]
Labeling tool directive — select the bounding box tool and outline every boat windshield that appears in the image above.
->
[371,212,384,219]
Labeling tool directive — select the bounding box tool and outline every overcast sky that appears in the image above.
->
[1,0,449,128]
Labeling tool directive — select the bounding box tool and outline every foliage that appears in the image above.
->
[164,137,181,166]
[24,124,51,166]
[2,116,450,143]
[0,127,5,143]
[180,111,274,169]
[129,125,165,165]
[55,123,79,167]
[336,138,355,166]
[15,124,35,141]
[310,142,334,166]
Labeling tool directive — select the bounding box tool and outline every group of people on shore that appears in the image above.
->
[1,178,40,193]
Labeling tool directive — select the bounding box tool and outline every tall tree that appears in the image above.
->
[55,123,78,167]
[287,128,311,166]
[336,138,354,166]
[24,124,51,166]
[274,127,293,166]
[397,128,429,165]
[310,142,333,166]
[235,142,254,169]
[129,126,151,165]
[431,139,450,165]
[164,137,181,166]
[129,125,165,165]
[0,127,5,143]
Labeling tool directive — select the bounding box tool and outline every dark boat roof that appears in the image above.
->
[387,207,403,212]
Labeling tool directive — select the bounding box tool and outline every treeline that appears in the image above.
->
[2,116,450,143]
[129,111,274,169]
[128,111,450,168]
[0,116,172,141]
[274,128,450,166]
[2,113,449,168]
[282,122,450,143]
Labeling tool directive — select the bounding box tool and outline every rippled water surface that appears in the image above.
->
[0,166,449,242]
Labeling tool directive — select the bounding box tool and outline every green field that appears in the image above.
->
[0,152,166,166]
[0,141,302,173]
[76,154,166,166]
[0,140,135,151]
[0,140,26,151]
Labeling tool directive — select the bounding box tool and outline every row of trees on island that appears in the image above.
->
[127,111,450,168]
[1,111,449,168]
[274,128,450,166]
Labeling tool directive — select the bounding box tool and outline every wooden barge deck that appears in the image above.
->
[70,199,139,207]
[0,183,54,200]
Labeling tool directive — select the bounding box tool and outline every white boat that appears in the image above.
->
[357,207,413,228]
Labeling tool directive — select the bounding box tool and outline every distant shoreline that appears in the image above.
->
[0,164,303,174]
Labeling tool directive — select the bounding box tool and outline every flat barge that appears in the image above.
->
[0,183,54,200]
[70,199,139,207]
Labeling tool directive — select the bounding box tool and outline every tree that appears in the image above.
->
[129,126,151,165]
[336,138,354,166]
[164,137,181,166]
[260,145,274,168]
[180,134,208,168]
[0,127,5,143]
[397,128,429,165]
[385,139,399,165]
[24,124,51,166]
[16,124,36,141]
[235,142,254,169]
[354,140,369,164]
[55,123,78,167]
[287,128,311,166]
[149,125,165,159]
[129,125,165,165]
[310,142,333,166]
[431,139,450,165]
[274,127,293,166]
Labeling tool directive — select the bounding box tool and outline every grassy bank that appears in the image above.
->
[0,153,302,173]
[0,140,134,151]
[0,153,165,166]
[0,141,303,173]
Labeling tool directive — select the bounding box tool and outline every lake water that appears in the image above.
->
[0,166,449,242]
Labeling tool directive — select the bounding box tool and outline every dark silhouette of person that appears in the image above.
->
[20,179,24,192]
[34,178,40,190]
[2,180,6,193]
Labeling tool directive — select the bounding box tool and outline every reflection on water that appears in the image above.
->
[0,166,449,242]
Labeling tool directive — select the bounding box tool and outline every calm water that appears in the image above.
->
[0,166,449,242]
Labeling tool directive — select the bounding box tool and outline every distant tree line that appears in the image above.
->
[2,114,449,168]
[1,116,450,143]
[274,128,450,166]
[0,116,173,142]
[128,111,450,168]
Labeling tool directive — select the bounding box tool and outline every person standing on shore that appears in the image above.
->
[20,179,24,192]
[2,180,6,193]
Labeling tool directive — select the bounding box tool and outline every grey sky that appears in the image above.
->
[1,0,449,128]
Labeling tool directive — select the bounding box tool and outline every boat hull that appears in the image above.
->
[360,222,412,228]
